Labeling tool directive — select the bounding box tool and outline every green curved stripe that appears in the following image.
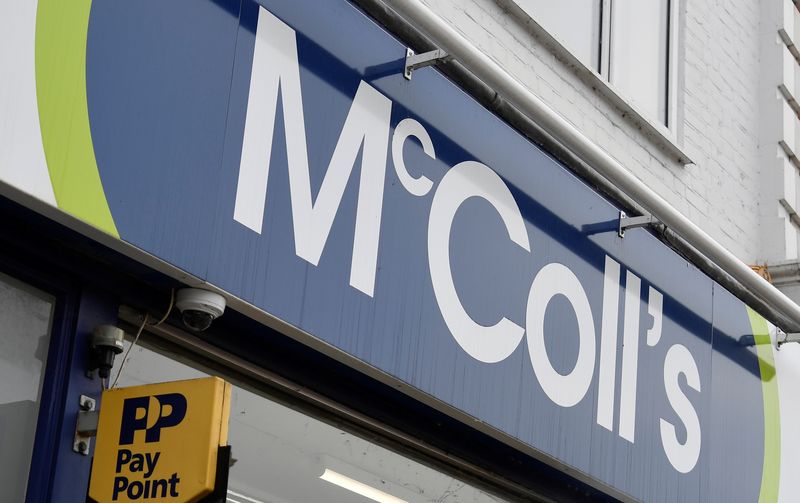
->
[35,0,118,237]
[746,308,780,503]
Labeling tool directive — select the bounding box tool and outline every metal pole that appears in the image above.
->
[379,0,800,331]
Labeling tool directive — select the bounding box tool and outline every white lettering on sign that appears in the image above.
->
[596,256,621,431]
[392,118,435,197]
[619,271,642,442]
[428,160,530,363]
[235,6,392,297]
[526,263,596,407]
[660,344,702,473]
[234,6,702,475]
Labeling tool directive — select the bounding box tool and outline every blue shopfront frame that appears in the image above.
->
[0,215,114,503]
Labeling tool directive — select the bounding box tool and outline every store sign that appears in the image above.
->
[1,0,789,501]
[88,378,231,503]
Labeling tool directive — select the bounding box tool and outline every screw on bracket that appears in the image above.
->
[73,395,98,456]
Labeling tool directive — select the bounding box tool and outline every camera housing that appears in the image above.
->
[175,288,226,331]
[90,325,125,379]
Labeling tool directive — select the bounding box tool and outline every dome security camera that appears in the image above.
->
[175,288,226,331]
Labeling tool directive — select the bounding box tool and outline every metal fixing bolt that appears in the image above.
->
[73,395,98,456]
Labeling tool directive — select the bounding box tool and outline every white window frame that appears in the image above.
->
[511,0,688,164]
[599,0,679,130]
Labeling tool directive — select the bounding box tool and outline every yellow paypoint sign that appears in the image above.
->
[88,377,231,503]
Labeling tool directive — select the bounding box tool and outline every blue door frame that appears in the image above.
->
[0,207,118,503]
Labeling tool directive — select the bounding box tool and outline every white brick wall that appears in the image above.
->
[418,0,765,262]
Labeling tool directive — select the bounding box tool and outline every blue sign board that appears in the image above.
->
[80,0,775,500]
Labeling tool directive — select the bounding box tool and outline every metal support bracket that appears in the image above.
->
[404,48,451,79]
[779,331,800,347]
[73,395,98,456]
[618,211,659,238]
